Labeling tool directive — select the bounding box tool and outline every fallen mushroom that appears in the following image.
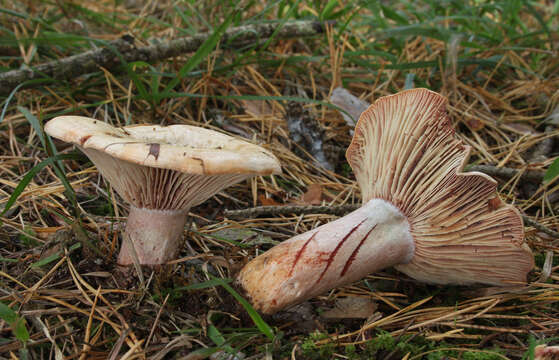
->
[535,344,559,360]
[45,116,281,265]
[237,88,534,314]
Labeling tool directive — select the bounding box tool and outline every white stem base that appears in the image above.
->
[117,207,189,265]
[237,199,414,314]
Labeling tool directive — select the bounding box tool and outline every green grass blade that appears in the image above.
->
[147,91,354,122]
[18,106,83,219]
[13,318,29,343]
[544,158,559,184]
[172,278,231,292]
[404,73,415,89]
[0,302,28,344]
[184,347,219,357]
[209,276,274,340]
[0,302,17,324]
[0,153,82,219]
[1,80,51,124]
[380,4,409,25]
[320,0,338,20]
[208,325,227,346]
[161,8,237,95]
[169,275,273,340]
[523,1,552,48]
[153,92,344,110]
[18,106,47,150]
[31,243,81,268]
[259,0,300,52]
[152,278,234,302]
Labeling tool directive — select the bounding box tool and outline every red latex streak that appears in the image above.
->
[340,224,377,277]
[80,135,92,145]
[315,219,367,284]
[289,232,317,276]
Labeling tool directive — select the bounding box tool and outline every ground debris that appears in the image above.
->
[330,87,370,130]
[320,296,377,319]
[285,101,334,171]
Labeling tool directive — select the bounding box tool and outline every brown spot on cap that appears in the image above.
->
[148,143,160,160]
[192,156,206,173]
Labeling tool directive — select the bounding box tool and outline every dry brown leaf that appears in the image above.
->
[465,118,485,131]
[321,297,377,319]
[506,123,537,134]
[258,193,281,206]
[240,99,273,117]
[300,184,323,205]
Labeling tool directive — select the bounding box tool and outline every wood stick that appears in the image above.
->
[224,164,546,220]
[224,205,559,239]
[522,217,559,238]
[224,204,360,218]
[0,20,331,95]
[467,165,544,183]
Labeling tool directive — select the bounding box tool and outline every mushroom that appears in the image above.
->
[237,88,534,314]
[535,344,559,360]
[45,116,281,265]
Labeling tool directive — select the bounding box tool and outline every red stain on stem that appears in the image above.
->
[289,232,317,276]
[79,135,92,145]
[315,219,367,284]
[340,224,377,277]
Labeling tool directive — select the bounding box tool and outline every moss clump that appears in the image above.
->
[300,331,336,359]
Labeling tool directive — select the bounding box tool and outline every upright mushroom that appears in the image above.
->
[45,116,281,265]
[238,88,534,314]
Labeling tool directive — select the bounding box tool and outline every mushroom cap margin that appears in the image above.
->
[45,115,282,176]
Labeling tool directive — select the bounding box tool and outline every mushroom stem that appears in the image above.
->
[118,207,189,265]
[237,199,415,314]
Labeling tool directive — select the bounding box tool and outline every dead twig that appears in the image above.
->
[0,330,76,353]
[0,20,332,95]
[145,294,170,350]
[107,328,132,360]
[329,88,545,182]
[522,217,559,238]
[466,165,544,183]
[224,204,359,218]
[225,204,559,238]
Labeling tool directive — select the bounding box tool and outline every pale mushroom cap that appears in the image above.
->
[45,116,282,211]
[346,88,533,286]
[44,116,281,176]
